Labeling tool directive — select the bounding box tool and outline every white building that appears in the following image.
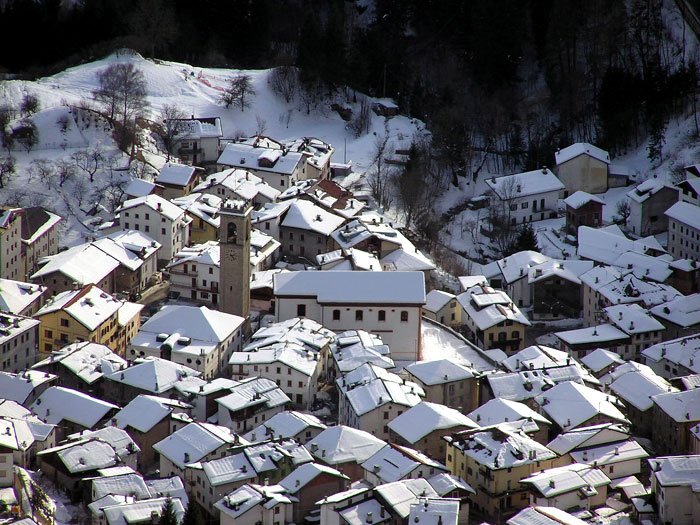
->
[649,455,700,525]
[666,201,700,262]
[0,312,40,373]
[217,140,305,189]
[168,116,222,166]
[115,195,192,263]
[194,168,281,207]
[0,278,46,316]
[215,483,295,525]
[274,271,426,361]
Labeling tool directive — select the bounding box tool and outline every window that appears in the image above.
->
[209,267,213,274]
[60,318,69,327]
[125,222,130,229]
[297,304,306,317]
[521,202,528,209]
[145,225,150,232]
[145,213,150,220]
[378,310,386,321]
[161,228,166,234]
[44,330,53,339]
[333,309,340,321]
[400,311,408,322]
[355,310,363,321]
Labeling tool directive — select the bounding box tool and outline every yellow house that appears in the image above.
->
[34,284,138,357]
[423,290,462,327]
[171,193,221,244]
[444,426,563,521]
[555,143,610,196]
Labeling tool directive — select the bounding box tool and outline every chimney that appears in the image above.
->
[367,512,373,524]
[184,452,190,463]
[157,202,162,211]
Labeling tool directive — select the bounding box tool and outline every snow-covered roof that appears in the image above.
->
[642,334,700,374]
[555,324,629,347]
[408,498,459,525]
[577,226,663,266]
[195,168,281,202]
[306,425,386,465]
[373,479,439,518]
[651,293,700,328]
[381,247,435,272]
[611,251,672,283]
[32,243,120,283]
[101,497,185,525]
[649,455,700,487]
[281,199,346,236]
[508,506,590,525]
[427,473,475,496]
[35,285,122,331]
[155,163,197,186]
[604,303,665,335]
[521,463,610,498]
[580,349,624,374]
[116,194,185,222]
[405,359,475,385]
[545,423,630,455]
[30,386,118,428]
[202,453,256,487]
[172,116,222,139]
[252,201,292,224]
[337,498,390,525]
[361,444,448,484]
[51,439,120,473]
[68,426,139,459]
[32,341,127,385]
[248,317,334,352]
[114,394,191,433]
[388,402,477,443]
[215,484,294,519]
[0,369,56,404]
[218,141,304,175]
[153,421,241,468]
[496,251,551,285]
[458,284,530,331]
[229,342,319,377]
[171,193,222,228]
[279,462,348,493]
[106,357,200,394]
[468,398,551,427]
[569,439,649,466]
[555,143,610,165]
[534,381,629,429]
[91,473,150,501]
[527,259,593,285]
[274,271,426,305]
[563,191,605,209]
[445,426,557,470]
[502,345,578,373]
[331,330,394,374]
[92,232,161,272]
[317,247,382,272]
[215,377,290,413]
[605,363,675,411]
[485,168,565,199]
[651,388,700,423]
[124,178,160,198]
[627,177,677,204]
[665,200,700,229]
[0,278,45,314]
[243,411,326,443]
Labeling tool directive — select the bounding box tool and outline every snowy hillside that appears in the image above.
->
[0,51,424,247]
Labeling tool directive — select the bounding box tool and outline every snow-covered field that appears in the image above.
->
[1,51,424,246]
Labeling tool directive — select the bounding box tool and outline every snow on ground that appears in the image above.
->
[1,51,423,248]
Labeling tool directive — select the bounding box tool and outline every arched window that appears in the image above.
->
[227,222,237,243]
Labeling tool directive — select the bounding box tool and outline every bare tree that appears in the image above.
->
[55,159,76,187]
[368,129,394,210]
[158,104,186,161]
[20,92,40,117]
[0,156,15,188]
[269,66,299,103]
[93,63,148,126]
[29,159,55,185]
[349,97,371,138]
[219,74,256,111]
[71,145,105,182]
[486,175,520,258]
[254,115,267,136]
[0,105,14,152]
[615,199,632,227]
[14,119,39,152]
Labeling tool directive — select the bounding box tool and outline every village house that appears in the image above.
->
[217,139,306,189]
[112,394,193,472]
[35,284,140,357]
[153,421,244,481]
[243,411,326,444]
[305,425,387,482]
[444,425,561,521]
[316,247,381,272]
[286,137,335,181]
[534,381,629,438]
[423,290,461,327]
[361,443,449,486]
[0,312,40,374]
[521,463,610,513]
[93,496,186,525]
[554,142,610,196]
[597,303,666,360]
[17,206,62,281]
[404,359,479,412]
[0,278,45,316]
[129,304,245,379]
[485,168,565,226]
[171,192,221,244]
[580,348,626,379]
[155,163,202,200]
[669,258,700,295]
[215,376,291,434]
[0,208,23,281]
[195,168,281,207]
[252,201,292,242]
[602,361,676,438]
[215,483,295,525]
[651,388,700,455]
[279,462,349,523]
[467,398,553,445]
[0,411,55,473]
[92,230,161,294]
[30,386,119,441]
[278,199,346,259]
[387,402,478,460]
[124,177,165,200]
[458,282,530,354]
[642,333,700,379]
[31,341,126,398]
[678,175,700,204]
[576,225,666,267]
[563,191,604,236]
[337,364,424,441]
[115,194,192,264]
[280,178,365,220]
[648,455,700,525]
[31,243,118,297]
[507,506,590,525]
[168,116,223,166]
[172,376,239,422]
[666,200,700,262]
[166,241,221,306]
[546,423,648,480]
[650,292,700,340]
[274,271,426,362]
[626,178,678,236]
[528,259,593,320]
[251,229,281,271]
[323,329,394,384]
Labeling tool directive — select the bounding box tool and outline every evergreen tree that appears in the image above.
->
[514,223,539,253]
[158,497,179,525]
[181,502,204,525]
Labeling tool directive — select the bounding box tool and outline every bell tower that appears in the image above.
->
[219,199,251,321]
